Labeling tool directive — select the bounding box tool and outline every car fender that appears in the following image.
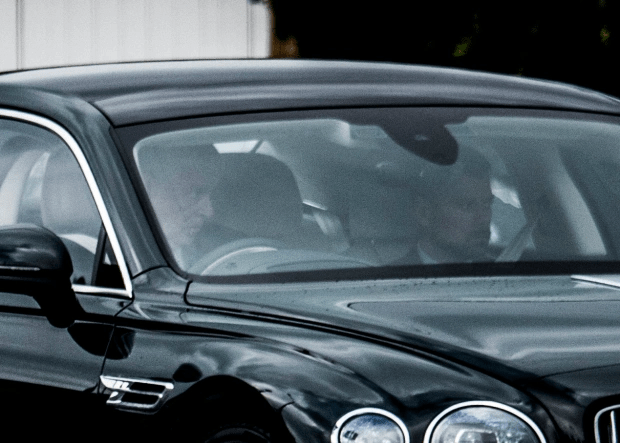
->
[102,299,557,442]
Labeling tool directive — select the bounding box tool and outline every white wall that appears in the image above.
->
[0,0,270,72]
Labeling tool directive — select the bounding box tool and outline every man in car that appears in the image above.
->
[396,150,494,265]
[138,144,238,269]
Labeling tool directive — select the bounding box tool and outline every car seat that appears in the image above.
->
[40,149,102,284]
[209,153,303,246]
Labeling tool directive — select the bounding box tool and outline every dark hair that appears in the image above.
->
[136,144,222,190]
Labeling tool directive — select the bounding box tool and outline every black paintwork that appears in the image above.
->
[1,60,620,126]
[0,224,72,274]
[1,60,620,442]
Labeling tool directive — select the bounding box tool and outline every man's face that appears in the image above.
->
[149,171,213,247]
[419,173,493,262]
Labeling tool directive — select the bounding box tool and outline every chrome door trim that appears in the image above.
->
[0,108,132,299]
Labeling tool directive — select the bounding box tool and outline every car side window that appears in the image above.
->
[0,118,122,288]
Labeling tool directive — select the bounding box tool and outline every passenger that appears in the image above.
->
[138,145,237,268]
[395,150,494,264]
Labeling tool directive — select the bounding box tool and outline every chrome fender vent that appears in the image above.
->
[100,376,174,412]
[595,405,620,443]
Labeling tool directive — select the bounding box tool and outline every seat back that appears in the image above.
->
[41,149,101,248]
[0,135,51,226]
[210,153,303,244]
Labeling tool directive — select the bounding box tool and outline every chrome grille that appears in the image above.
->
[595,405,620,443]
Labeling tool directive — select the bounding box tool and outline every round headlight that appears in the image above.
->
[332,408,410,443]
[424,401,546,443]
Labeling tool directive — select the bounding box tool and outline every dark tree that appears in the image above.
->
[264,0,620,98]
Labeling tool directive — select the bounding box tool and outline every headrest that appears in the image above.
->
[210,154,302,241]
[41,150,101,237]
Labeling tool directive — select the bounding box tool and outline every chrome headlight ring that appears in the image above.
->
[331,407,410,443]
[423,400,547,443]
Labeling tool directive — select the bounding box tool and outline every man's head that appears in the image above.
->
[137,144,221,247]
[414,149,493,263]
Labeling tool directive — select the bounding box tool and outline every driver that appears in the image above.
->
[396,150,494,265]
[138,144,238,269]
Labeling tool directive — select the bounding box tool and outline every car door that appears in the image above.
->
[0,114,130,437]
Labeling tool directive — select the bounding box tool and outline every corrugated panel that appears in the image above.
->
[248,0,270,57]
[2,0,270,71]
[0,0,18,71]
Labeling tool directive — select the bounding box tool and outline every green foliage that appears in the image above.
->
[601,26,610,44]
[268,0,620,98]
[453,38,471,57]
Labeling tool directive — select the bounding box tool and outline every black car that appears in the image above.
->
[1,59,620,443]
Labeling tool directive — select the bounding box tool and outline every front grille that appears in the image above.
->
[595,405,620,443]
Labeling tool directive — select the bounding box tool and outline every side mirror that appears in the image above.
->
[0,224,80,327]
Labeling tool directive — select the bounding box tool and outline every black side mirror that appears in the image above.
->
[0,224,80,327]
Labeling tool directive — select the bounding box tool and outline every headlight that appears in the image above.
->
[424,401,546,443]
[332,408,410,443]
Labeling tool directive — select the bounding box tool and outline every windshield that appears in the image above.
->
[121,107,620,280]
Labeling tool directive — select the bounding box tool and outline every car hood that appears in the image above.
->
[186,274,620,380]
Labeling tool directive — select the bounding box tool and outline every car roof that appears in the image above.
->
[1,59,620,126]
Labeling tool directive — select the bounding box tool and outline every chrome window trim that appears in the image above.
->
[0,108,132,299]
[331,407,410,443]
[422,400,547,443]
[73,284,131,298]
[572,274,620,290]
[595,404,620,443]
